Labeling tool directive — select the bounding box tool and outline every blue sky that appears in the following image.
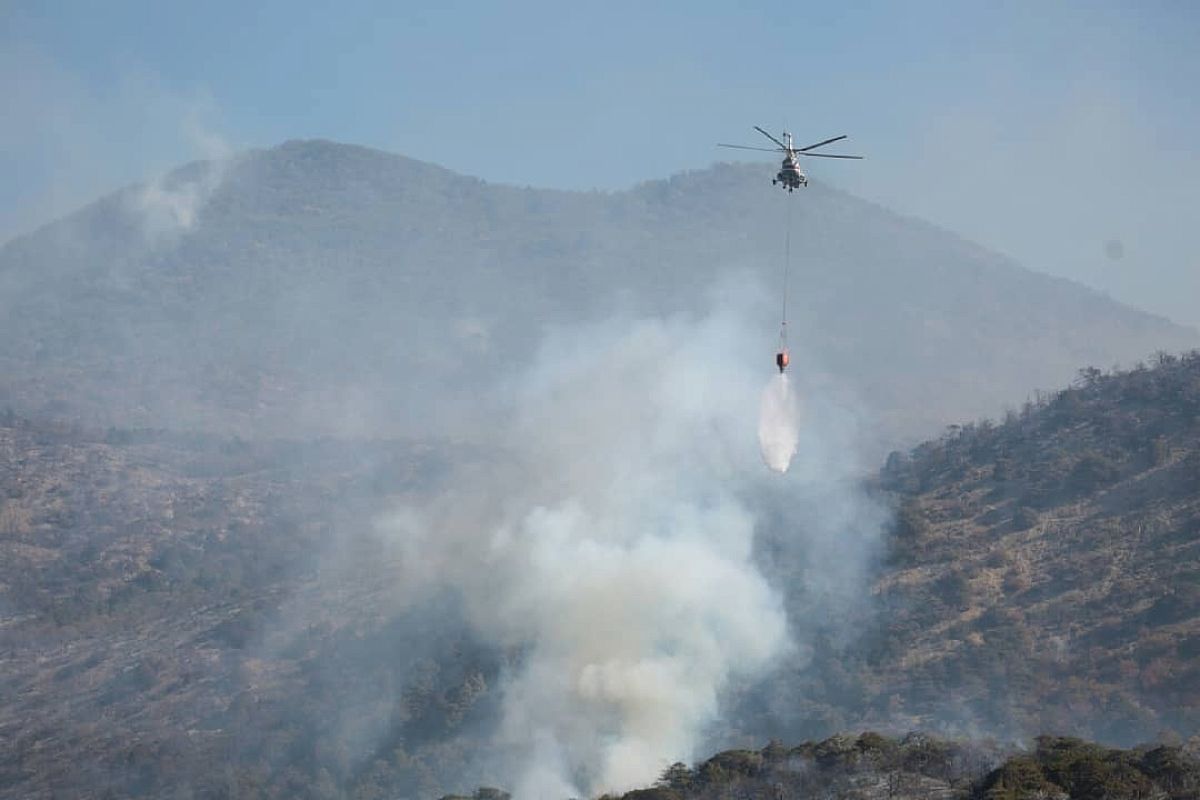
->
[3,1,1198,326]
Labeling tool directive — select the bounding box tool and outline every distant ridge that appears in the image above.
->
[0,139,1194,448]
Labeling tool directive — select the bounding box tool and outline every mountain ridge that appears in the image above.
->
[0,139,1194,451]
[2,349,1198,798]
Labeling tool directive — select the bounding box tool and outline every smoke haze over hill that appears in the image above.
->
[0,140,1193,456]
[3,4,1199,797]
[0,138,1197,798]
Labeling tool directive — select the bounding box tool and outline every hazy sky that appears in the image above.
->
[3,1,1198,327]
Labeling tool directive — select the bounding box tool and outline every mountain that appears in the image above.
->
[2,352,1197,798]
[867,353,1200,740]
[0,418,496,799]
[3,140,1198,798]
[595,732,1200,800]
[733,352,1200,750]
[0,140,1193,449]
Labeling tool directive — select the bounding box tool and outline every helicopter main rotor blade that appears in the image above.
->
[717,144,783,152]
[796,135,848,152]
[753,126,790,150]
[797,152,863,159]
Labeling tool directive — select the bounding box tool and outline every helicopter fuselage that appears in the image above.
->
[772,155,807,191]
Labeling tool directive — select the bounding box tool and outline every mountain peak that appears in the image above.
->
[0,140,1194,448]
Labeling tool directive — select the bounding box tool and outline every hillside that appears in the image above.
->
[726,353,1200,751]
[0,418,503,799]
[0,140,1193,449]
[2,355,1199,798]
[591,732,1200,800]
[3,142,1199,798]
[862,351,1200,742]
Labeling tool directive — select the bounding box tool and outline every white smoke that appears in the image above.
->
[133,176,215,236]
[758,373,800,472]
[378,302,881,797]
[127,115,232,243]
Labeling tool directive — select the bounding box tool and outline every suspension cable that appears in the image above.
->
[780,196,792,349]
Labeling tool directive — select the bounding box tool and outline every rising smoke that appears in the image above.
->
[127,118,232,243]
[378,299,885,797]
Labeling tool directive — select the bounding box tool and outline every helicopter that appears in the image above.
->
[719,127,862,191]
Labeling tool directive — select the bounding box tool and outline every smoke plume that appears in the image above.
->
[378,302,882,797]
[758,374,800,472]
[127,118,232,243]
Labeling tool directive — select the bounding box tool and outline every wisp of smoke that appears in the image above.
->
[127,121,232,243]
[758,374,800,473]
[378,300,883,798]
[133,175,215,237]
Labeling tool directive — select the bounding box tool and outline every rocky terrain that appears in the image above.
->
[596,732,1200,800]
[1,353,1198,798]
[863,352,1200,743]
[3,141,1199,798]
